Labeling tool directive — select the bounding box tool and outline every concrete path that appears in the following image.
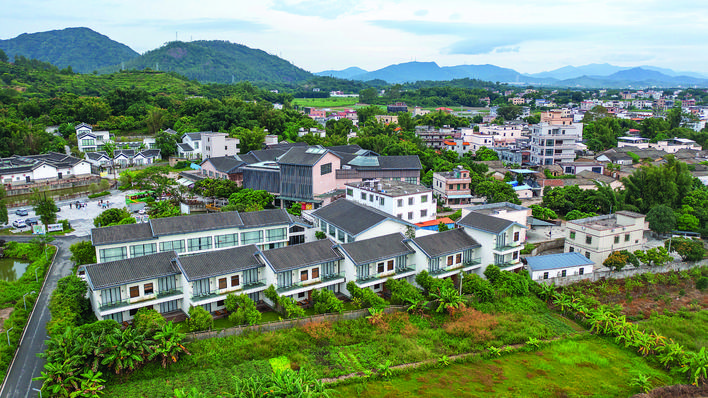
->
[0,235,83,398]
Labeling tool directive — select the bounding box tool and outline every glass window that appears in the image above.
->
[408,197,414,205]
[361,192,366,200]
[215,233,238,248]
[100,247,128,262]
[300,270,308,281]
[188,237,212,252]
[421,195,428,203]
[130,286,139,298]
[387,260,394,271]
[408,212,413,220]
[561,270,567,277]
[398,199,403,207]
[379,197,385,206]
[420,209,427,218]
[625,233,630,242]
[455,253,462,263]
[320,163,332,175]
[160,240,185,253]
[579,268,584,275]
[377,262,384,273]
[585,251,590,259]
[585,236,592,244]
[144,283,153,295]
[569,231,576,239]
[447,256,453,266]
[130,243,156,258]
[513,231,520,241]
[346,188,353,196]
[614,236,620,244]
[543,272,549,280]
[266,228,286,242]
[240,231,263,245]
[312,268,319,279]
[219,278,227,289]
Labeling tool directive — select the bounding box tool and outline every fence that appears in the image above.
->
[538,260,705,287]
[184,305,407,342]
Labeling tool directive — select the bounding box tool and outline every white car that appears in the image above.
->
[12,219,27,228]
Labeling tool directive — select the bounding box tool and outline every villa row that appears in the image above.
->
[84,205,527,323]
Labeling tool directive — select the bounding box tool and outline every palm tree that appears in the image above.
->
[34,358,82,397]
[430,286,464,315]
[70,369,105,398]
[149,321,190,368]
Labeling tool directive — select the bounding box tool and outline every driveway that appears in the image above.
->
[0,235,83,398]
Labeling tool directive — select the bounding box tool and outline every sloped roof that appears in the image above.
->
[138,149,161,158]
[91,222,154,245]
[312,199,409,236]
[326,144,363,154]
[248,148,289,162]
[239,208,292,228]
[177,143,195,152]
[457,211,520,234]
[339,232,413,265]
[177,245,261,281]
[150,211,244,236]
[410,228,481,258]
[348,155,421,170]
[86,151,109,161]
[525,252,594,272]
[85,251,179,290]
[201,155,246,173]
[277,146,340,166]
[261,238,342,272]
[183,132,203,141]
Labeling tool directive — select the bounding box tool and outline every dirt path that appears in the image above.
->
[0,307,13,332]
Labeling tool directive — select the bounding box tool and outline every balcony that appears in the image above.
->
[429,258,482,276]
[276,272,345,294]
[395,265,416,275]
[156,288,183,299]
[191,279,266,301]
[494,241,522,252]
[99,298,133,311]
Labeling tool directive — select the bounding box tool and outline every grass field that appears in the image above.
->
[292,97,360,108]
[335,336,680,398]
[638,309,708,352]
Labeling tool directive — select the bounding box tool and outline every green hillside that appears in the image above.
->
[0,27,139,73]
[107,40,313,84]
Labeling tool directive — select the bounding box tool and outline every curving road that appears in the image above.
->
[0,235,84,398]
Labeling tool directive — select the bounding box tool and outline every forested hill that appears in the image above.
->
[104,40,314,84]
[0,27,139,73]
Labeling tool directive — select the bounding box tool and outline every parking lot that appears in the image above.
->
[3,189,138,237]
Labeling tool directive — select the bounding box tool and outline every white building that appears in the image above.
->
[564,211,648,267]
[529,122,584,166]
[76,123,112,153]
[0,152,92,184]
[457,211,527,273]
[202,132,240,159]
[344,180,436,224]
[462,202,531,243]
[525,252,594,281]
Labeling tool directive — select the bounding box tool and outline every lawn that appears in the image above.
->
[292,97,360,109]
[335,336,681,398]
[100,296,580,397]
[638,309,708,352]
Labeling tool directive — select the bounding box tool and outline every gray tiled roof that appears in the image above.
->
[339,232,413,265]
[91,222,155,245]
[411,228,481,258]
[240,208,292,228]
[150,211,244,236]
[85,251,179,290]
[201,156,246,173]
[177,245,262,281]
[138,149,161,158]
[312,199,403,236]
[347,155,421,170]
[326,144,363,154]
[457,211,517,234]
[177,143,194,152]
[261,238,342,272]
[86,151,109,160]
[183,132,203,141]
[249,149,288,162]
[277,146,340,166]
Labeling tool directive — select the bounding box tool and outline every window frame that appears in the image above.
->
[129,286,140,298]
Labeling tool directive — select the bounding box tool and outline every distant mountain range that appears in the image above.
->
[2,27,708,88]
[316,62,708,88]
[0,27,139,73]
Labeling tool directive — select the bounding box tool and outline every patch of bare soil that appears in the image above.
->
[631,383,708,398]
[0,307,14,332]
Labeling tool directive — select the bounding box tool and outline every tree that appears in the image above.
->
[193,178,239,198]
[529,205,557,221]
[646,204,676,235]
[33,192,58,226]
[634,247,672,267]
[223,189,273,212]
[225,293,262,325]
[666,237,705,262]
[154,130,179,157]
[0,49,8,63]
[145,108,165,135]
[475,180,520,204]
[358,87,377,104]
[132,166,179,198]
[474,146,499,161]
[603,251,628,271]
[69,241,96,265]
[582,105,609,123]
[0,186,7,225]
[132,308,167,334]
[429,286,464,315]
[437,222,450,232]
[187,306,213,332]
[622,156,692,213]
[94,207,134,228]
[496,105,522,121]
[233,127,266,154]
[150,321,190,368]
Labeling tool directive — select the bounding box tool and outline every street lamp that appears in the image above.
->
[32,387,43,398]
[23,291,36,311]
[34,267,39,283]
[5,327,13,347]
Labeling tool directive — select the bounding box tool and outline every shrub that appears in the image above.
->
[69,240,96,266]
[385,278,424,305]
[47,275,94,335]
[133,308,166,334]
[312,289,343,314]
[443,307,498,340]
[187,306,213,332]
[302,321,335,342]
[88,191,111,199]
[696,277,708,291]
[264,285,306,319]
[462,274,494,302]
[346,281,387,309]
[226,293,262,325]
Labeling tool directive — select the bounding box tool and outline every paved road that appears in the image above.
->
[0,235,83,398]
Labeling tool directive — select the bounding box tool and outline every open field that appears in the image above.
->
[292,97,360,108]
[335,336,680,398]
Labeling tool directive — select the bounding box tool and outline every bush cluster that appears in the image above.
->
[345,281,387,309]
[225,293,262,325]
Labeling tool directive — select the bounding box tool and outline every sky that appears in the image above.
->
[2,0,708,74]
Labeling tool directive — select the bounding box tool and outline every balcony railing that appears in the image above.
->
[191,279,266,300]
[99,289,185,311]
[395,265,416,275]
[156,288,183,299]
[429,258,482,275]
[99,298,133,311]
[276,272,345,294]
[495,241,522,251]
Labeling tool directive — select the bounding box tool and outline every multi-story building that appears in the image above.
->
[177,133,202,159]
[344,180,436,223]
[202,132,240,159]
[90,209,293,263]
[564,211,648,267]
[457,211,527,272]
[387,102,408,113]
[199,155,247,184]
[76,123,112,153]
[462,202,531,243]
[0,152,92,184]
[277,146,342,207]
[540,109,573,125]
[408,228,483,279]
[529,122,583,166]
[432,166,473,207]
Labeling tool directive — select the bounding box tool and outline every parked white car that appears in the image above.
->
[12,219,27,228]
